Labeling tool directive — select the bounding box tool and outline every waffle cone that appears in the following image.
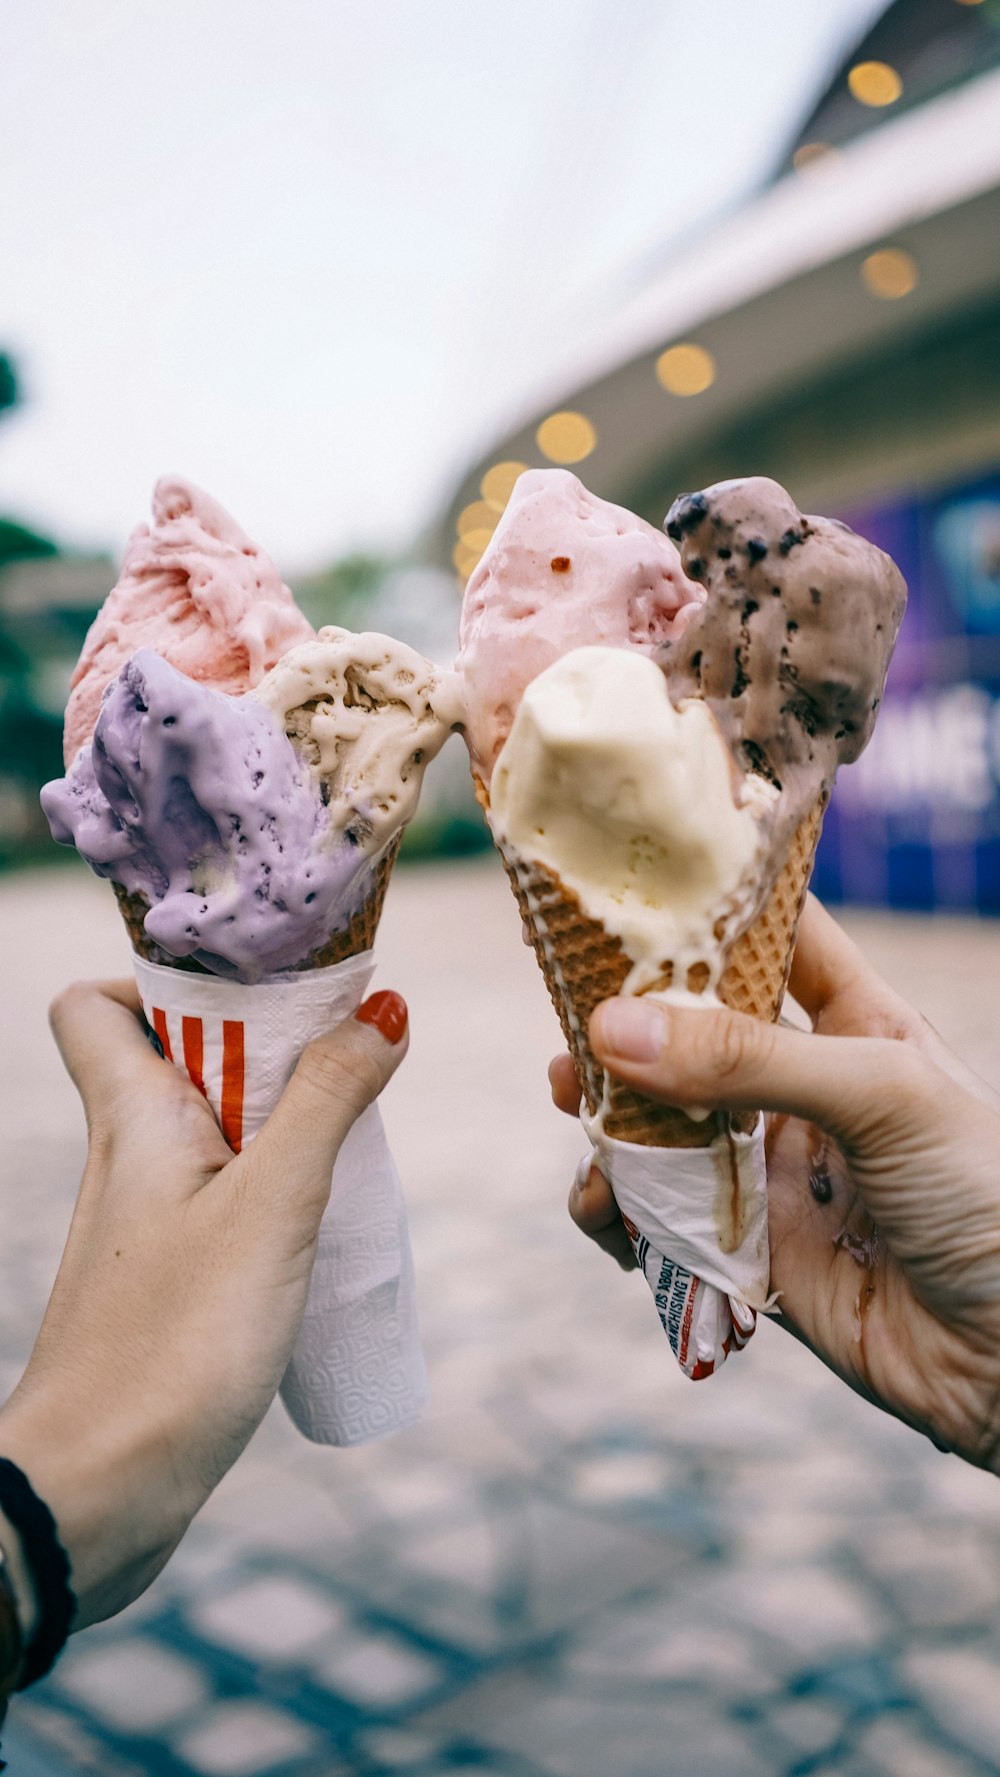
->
[476,772,825,1148]
[111,833,402,977]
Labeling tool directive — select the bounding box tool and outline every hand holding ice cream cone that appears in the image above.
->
[456,467,906,1376]
[567,895,1000,1468]
[41,479,462,1443]
[0,973,408,1631]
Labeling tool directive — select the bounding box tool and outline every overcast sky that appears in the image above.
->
[1,0,883,570]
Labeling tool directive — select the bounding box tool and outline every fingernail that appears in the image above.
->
[593,997,667,1062]
[355,990,408,1044]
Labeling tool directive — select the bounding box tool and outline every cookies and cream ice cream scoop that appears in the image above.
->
[662,476,907,856]
[255,627,464,860]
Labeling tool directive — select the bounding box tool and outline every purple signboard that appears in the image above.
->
[812,468,1000,913]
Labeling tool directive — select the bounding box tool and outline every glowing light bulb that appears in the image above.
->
[792,142,843,177]
[848,61,902,106]
[481,461,529,512]
[861,247,918,299]
[457,500,498,543]
[656,343,716,397]
[536,411,596,464]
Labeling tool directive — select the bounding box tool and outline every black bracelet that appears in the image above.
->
[0,1458,76,1688]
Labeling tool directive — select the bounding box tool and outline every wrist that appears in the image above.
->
[0,1387,194,1631]
[0,1456,73,1690]
[0,1509,38,1648]
[0,1548,26,1700]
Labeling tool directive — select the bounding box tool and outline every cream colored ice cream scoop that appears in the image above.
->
[489,646,776,994]
[254,626,464,855]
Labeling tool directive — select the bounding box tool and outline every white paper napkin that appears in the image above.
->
[583,1113,770,1378]
[133,950,426,1444]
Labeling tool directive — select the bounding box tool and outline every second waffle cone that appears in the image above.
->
[479,780,825,1148]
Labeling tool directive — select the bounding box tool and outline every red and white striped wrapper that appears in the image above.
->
[584,1115,771,1380]
[133,950,426,1446]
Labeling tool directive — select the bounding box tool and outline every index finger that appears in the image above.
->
[568,1158,637,1271]
[786,894,875,1023]
[548,1053,582,1117]
[50,977,187,1117]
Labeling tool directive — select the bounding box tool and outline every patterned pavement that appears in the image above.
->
[2,858,1000,1777]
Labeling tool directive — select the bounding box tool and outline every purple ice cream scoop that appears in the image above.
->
[41,649,377,981]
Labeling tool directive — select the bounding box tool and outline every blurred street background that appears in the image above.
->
[3,859,1000,1777]
[3,0,1000,1771]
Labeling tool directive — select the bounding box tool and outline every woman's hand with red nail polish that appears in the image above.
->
[0,977,410,1632]
[356,990,409,1046]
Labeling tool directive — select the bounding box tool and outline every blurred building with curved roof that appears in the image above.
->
[432,0,1000,562]
[431,0,1000,912]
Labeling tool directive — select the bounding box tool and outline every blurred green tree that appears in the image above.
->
[0,350,61,562]
[293,552,388,631]
[0,352,18,417]
[0,349,69,864]
[0,517,58,567]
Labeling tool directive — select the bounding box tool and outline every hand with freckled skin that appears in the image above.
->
[0,978,409,1636]
[551,895,1000,1474]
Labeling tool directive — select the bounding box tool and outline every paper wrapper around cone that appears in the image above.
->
[476,770,826,1378]
[120,836,425,1445]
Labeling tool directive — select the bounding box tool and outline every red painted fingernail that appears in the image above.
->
[355,990,408,1044]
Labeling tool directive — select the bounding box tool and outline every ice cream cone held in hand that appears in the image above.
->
[40,478,462,1444]
[458,469,906,1376]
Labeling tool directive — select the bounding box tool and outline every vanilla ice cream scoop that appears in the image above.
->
[489,647,777,994]
[458,468,702,781]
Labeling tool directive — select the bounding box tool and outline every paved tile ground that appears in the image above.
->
[2,858,1000,1776]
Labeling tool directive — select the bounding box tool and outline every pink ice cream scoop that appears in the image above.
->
[63,477,315,764]
[456,468,703,783]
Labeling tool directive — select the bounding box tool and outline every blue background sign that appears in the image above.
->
[814,469,1000,913]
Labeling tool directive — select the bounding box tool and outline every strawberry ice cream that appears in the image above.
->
[63,477,315,763]
[456,469,702,783]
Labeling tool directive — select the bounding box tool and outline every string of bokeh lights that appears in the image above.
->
[452,28,947,585]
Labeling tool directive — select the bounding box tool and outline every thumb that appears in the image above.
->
[254,991,409,1182]
[589,995,932,1154]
